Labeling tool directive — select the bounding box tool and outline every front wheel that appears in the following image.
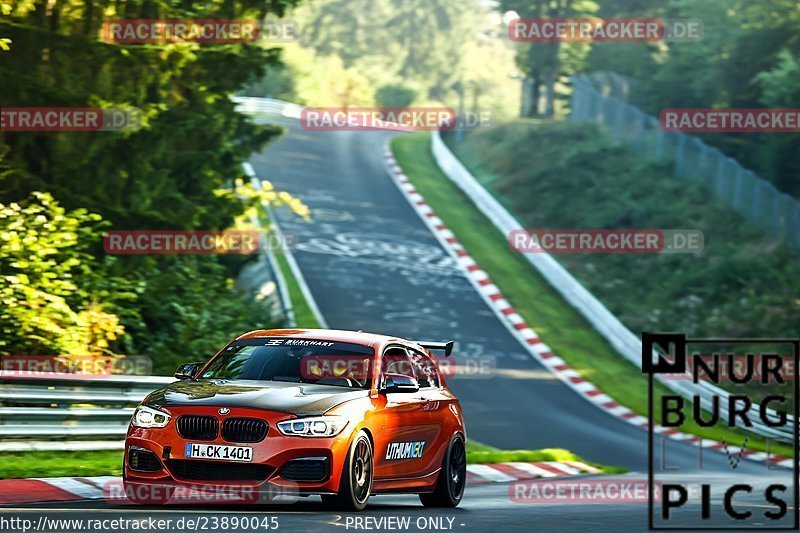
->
[323,430,373,511]
[419,435,466,507]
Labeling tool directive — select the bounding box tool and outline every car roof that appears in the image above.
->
[234,328,413,350]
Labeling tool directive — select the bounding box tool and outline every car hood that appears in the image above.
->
[144,379,370,416]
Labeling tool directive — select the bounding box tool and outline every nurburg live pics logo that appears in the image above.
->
[642,332,799,530]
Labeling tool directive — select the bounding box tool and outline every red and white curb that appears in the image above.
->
[381,140,792,469]
[466,461,598,485]
[0,463,597,505]
[0,476,117,505]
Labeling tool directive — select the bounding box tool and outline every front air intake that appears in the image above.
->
[128,447,163,472]
[279,458,329,482]
[166,460,272,482]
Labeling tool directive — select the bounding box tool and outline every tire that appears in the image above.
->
[323,430,373,511]
[419,435,466,508]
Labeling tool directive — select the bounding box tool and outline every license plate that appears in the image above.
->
[185,443,253,462]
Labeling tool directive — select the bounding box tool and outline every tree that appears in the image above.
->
[581,0,800,197]
[753,49,800,194]
[501,0,597,118]
[375,83,417,108]
[295,0,478,103]
[0,0,306,371]
[0,193,127,356]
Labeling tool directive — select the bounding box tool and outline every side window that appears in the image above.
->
[407,348,440,388]
[383,347,415,380]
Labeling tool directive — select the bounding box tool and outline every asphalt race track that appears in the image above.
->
[250,116,765,475]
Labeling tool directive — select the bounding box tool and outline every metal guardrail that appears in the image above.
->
[232,96,303,118]
[0,374,172,450]
[430,128,795,443]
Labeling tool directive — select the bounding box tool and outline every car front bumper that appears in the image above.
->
[123,406,353,503]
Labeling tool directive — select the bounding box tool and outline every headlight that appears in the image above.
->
[277,416,347,437]
[131,405,171,428]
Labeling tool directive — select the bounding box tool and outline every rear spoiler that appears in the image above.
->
[413,340,454,356]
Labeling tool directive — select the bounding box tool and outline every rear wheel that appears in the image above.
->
[323,430,373,511]
[419,435,466,507]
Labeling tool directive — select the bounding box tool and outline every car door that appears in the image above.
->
[405,346,457,476]
[372,346,437,480]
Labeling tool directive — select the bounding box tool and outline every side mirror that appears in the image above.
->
[380,373,420,394]
[175,363,202,381]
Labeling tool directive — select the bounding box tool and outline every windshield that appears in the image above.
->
[199,339,375,389]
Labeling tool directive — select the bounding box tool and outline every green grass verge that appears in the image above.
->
[391,132,794,458]
[0,450,124,479]
[466,441,625,473]
[465,440,499,453]
[272,245,321,329]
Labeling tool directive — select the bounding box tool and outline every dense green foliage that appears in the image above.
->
[243,0,521,118]
[500,0,597,118]
[297,0,475,102]
[0,193,128,356]
[451,122,800,339]
[590,0,800,197]
[375,83,418,109]
[0,1,304,373]
[0,176,282,375]
[503,0,800,197]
